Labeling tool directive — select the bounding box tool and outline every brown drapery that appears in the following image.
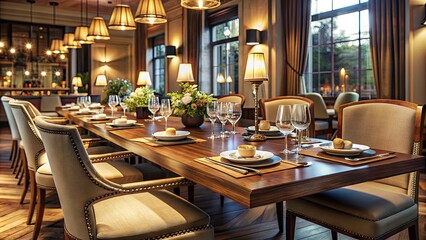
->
[369,0,405,100]
[281,0,311,96]
[187,10,202,83]
[135,24,147,83]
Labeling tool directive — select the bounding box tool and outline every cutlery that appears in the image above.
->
[345,152,395,161]
[203,158,248,174]
[281,160,312,167]
[205,157,263,175]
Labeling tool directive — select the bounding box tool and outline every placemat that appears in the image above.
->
[102,123,145,130]
[132,136,206,146]
[299,148,396,166]
[194,156,298,178]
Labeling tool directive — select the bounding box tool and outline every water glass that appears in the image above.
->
[276,105,295,154]
[148,95,160,122]
[83,96,91,108]
[227,103,242,134]
[108,95,119,117]
[290,104,311,154]
[120,96,128,116]
[160,99,172,130]
[207,101,219,139]
[217,102,230,138]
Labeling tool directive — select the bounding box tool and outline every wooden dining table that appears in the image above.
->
[59,109,425,231]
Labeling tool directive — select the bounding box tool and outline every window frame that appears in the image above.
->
[150,34,165,95]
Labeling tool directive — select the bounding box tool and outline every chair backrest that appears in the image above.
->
[338,100,424,200]
[40,94,62,112]
[218,94,246,108]
[34,116,119,239]
[260,96,315,137]
[13,99,42,118]
[1,96,21,140]
[334,92,359,115]
[10,102,45,171]
[304,93,329,119]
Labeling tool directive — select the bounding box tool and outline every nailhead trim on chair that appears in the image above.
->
[149,224,213,240]
[90,152,135,163]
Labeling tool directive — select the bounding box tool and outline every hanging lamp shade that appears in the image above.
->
[88,17,110,40]
[176,64,195,82]
[63,33,82,49]
[74,26,95,44]
[181,0,220,10]
[95,74,108,86]
[50,39,64,54]
[134,0,167,25]
[109,4,136,30]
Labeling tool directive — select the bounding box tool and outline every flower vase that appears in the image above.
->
[181,113,204,128]
[135,106,150,119]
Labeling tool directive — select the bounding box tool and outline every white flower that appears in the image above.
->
[181,93,192,105]
[130,92,136,97]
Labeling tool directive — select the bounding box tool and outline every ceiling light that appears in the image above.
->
[134,0,167,25]
[63,33,82,49]
[10,48,16,54]
[74,0,94,44]
[181,0,220,10]
[0,42,4,48]
[109,4,136,30]
[49,2,64,54]
[25,43,32,49]
[88,0,110,40]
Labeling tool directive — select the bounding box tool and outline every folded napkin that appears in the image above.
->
[132,136,206,147]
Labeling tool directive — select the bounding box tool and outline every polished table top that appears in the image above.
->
[59,110,425,208]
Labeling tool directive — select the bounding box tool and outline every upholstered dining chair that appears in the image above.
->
[34,116,214,240]
[40,94,62,117]
[259,96,315,138]
[218,94,246,108]
[304,93,334,138]
[333,92,359,116]
[10,102,166,239]
[286,99,425,240]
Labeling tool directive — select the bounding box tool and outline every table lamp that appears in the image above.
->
[137,71,152,87]
[95,74,108,87]
[176,63,195,83]
[72,76,83,94]
[244,52,268,142]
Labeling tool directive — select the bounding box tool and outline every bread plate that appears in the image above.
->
[153,131,190,141]
[220,150,274,163]
[320,144,370,156]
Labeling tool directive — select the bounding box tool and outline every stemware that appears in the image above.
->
[207,101,219,139]
[276,105,295,154]
[148,95,160,122]
[227,102,242,134]
[83,96,91,108]
[290,104,311,154]
[120,96,128,116]
[108,95,119,117]
[217,102,230,138]
[160,99,172,130]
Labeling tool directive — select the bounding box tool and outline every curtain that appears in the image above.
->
[135,24,147,83]
[187,10,202,83]
[281,0,311,96]
[369,0,405,99]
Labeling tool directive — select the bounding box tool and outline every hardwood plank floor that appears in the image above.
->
[0,125,425,240]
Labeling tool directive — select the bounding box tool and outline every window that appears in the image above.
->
[151,35,165,95]
[305,0,375,99]
[209,7,239,96]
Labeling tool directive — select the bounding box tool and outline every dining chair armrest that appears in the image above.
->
[119,176,193,192]
[89,151,135,163]
[44,117,69,125]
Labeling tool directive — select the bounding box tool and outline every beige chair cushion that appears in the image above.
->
[264,99,309,122]
[93,190,211,240]
[218,96,243,104]
[41,112,60,117]
[86,145,119,155]
[327,108,336,116]
[305,93,329,119]
[314,120,329,131]
[287,183,417,239]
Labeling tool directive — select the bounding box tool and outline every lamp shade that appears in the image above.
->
[134,0,167,25]
[176,64,195,82]
[244,52,268,82]
[50,39,64,54]
[226,75,233,83]
[246,29,260,45]
[88,16,110,40]
[181,0,221,10]
[74,26,95,44]
[72,76,83,87]
[109,4,136,30]
[166,45,177,58]
[95,74,108,86]
[137,71,153,86]
[216,73,225,83]
[63,33,82,49]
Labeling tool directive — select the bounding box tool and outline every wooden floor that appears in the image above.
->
[0,125,425,240]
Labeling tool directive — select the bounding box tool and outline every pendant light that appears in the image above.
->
[109,4,136,30]
[134,0,167,25]
[25,0,35,51]
[181,0,221,10]
[49,2,64,54]
[74,0,94,44]
[88,0,110,40]
[63,33,82,48]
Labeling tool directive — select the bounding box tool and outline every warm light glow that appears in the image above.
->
[109,4,136,31]
[102,65,109,71]
[134,0,167,25]
[6,71,12,76]
[176,64,195,82]
[95,74,108,86]
[216,73,225,83]
[74,26,95,44]
[55,71,61,76]
[226,75,232,83]
[244,52,268,82]
[60,54,66,60]
[9,48,16,54]
[24,70,30,76]
[50,39,64,54]
[88,16,111,40]
[63,33,82,49]
[181,0,220,10]
[0,41,4,48]
[72,76,83,87]
[41,71,47,77]
[137,71,153,86]
[25,43,32,49]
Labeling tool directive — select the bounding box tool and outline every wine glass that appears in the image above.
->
[207,101,219,139]
[120,96,128,116]
[83,96,91,108]
[227,102,242,134]
[276,105,295,154]
[148,95,160,122]
[291,104,311,154]
[160,99,172,130]
[217,102,230,138]
[108,95,119,117]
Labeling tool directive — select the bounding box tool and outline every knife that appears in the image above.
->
[204,157,262,175]
[345,152,395,161]
[206,157,263,175]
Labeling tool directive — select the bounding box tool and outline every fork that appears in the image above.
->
[345,152,395,161]
[205,157,262,175]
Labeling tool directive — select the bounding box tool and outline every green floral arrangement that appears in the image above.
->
[125,86,155,111]
[103,78,133,103]
[168,83,214,117]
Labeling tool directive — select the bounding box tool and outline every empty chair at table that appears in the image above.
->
[304,93,334,138]
[40,94,62,117]
[218,94,246,108]
[1,96,21,172]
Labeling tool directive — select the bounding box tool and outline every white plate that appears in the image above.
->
[247,126,282,136]
[235,155,282,167]
[220,150,274,163]
[320,144,370,156]
[152,131,190,141]
[106,120,137,127]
